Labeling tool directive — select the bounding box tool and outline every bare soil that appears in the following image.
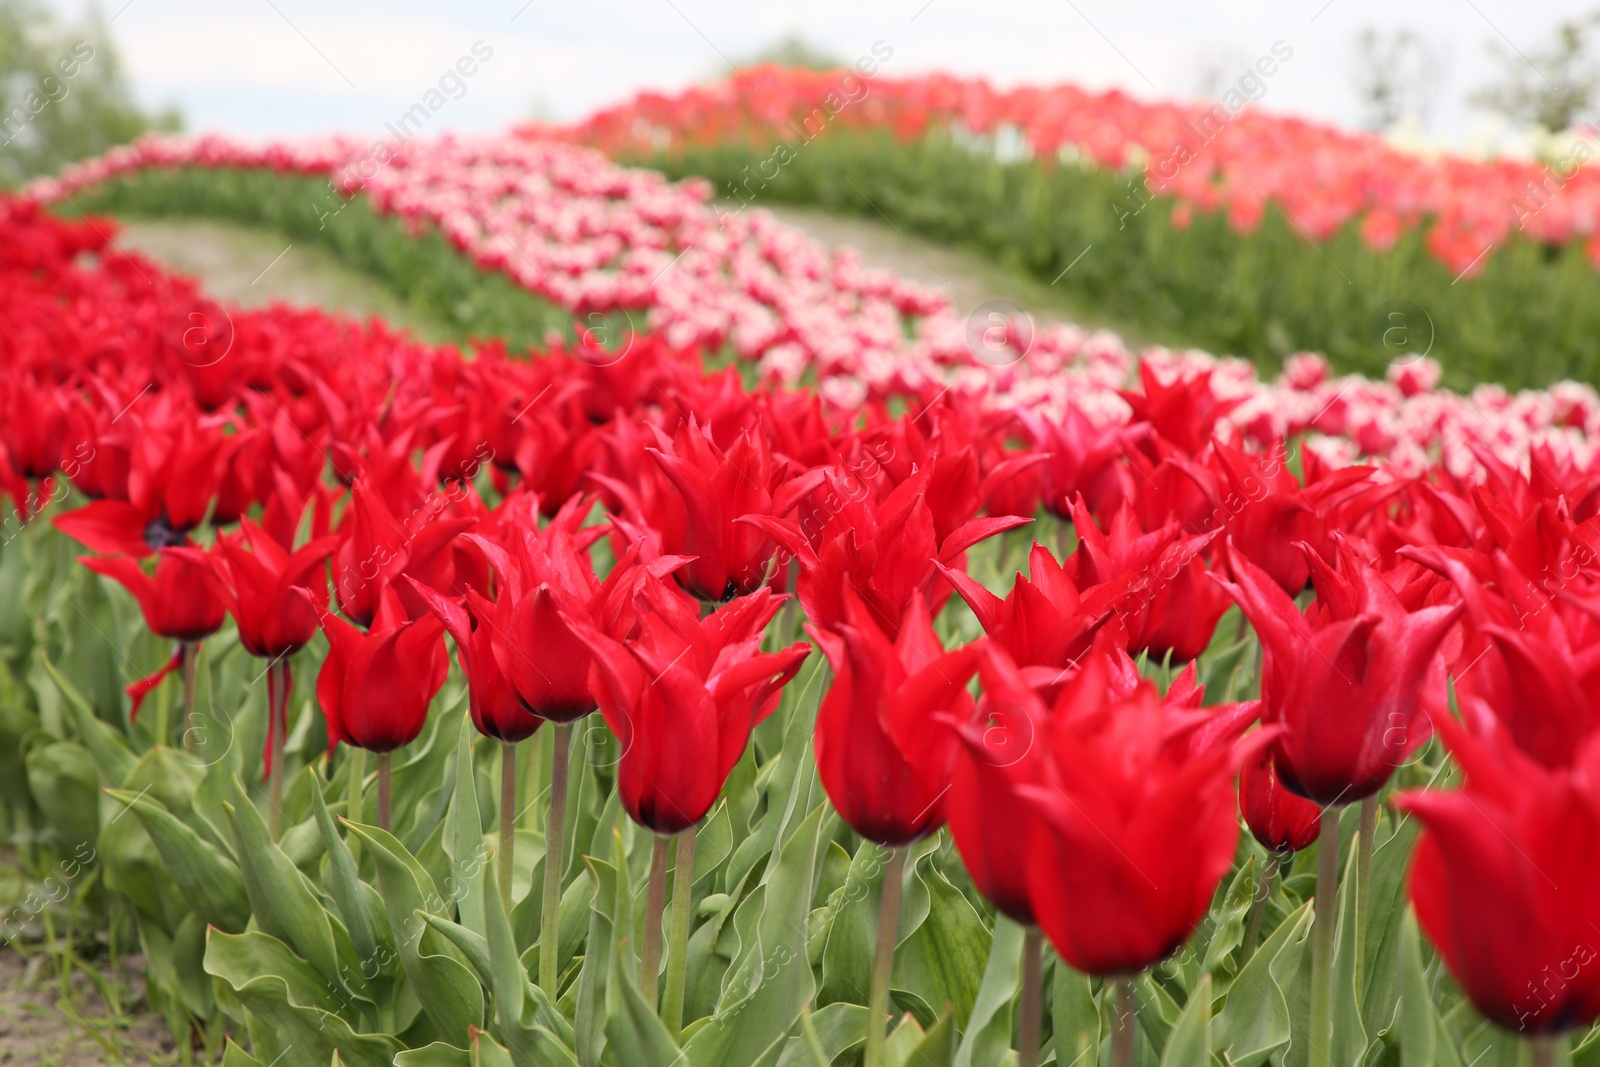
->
[0,933,180,1066]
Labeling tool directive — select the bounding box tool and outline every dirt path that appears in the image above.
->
[112,219,452,342]
[109,211,1152,351]
[764,204,1156,346]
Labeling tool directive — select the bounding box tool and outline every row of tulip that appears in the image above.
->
[5,178,1600,1067]
[631,129,1600,393]
[32,132,1600,479]
[541,64,1600,277]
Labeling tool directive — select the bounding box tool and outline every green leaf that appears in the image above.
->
[446,716,488,940]
[225,776,350,996]
[793,1004,835,1067]
[171,910,217,1022]
[98,783,181,930]
[108,787,249,933]
[423,912,495,992]
[485,847,574,1067]
[469,1026,516,1067]
[724,653,824,890]
[394,1044,472,1067]
[344,818,486,1046]
[892,849,992,1031]
[1136,974,1182,1054]
[604,909,683,1067]
[1160,974,1213,1067]
[1197,637,1253,703]
[776,1003,868,1067]
[683,865,754,1026]
[694,799,736,886]
[685,802,828,1067]
[1201,856,1257,977]
[206,927,343,1013]
[204,928,401,1067]
[904,1007,956,1067]
[885,1014,927,1065]
[25,741,100,850]
[221,1037,265,1067]
[953,916,1024,1067]
[1050,958,1099,1067]
[819,838,932,1009]
[1214,900,1311,1067]
[38,651,135,784]
[1331,832,1369,1067]
[1398,909,1460,1067]
[1363,807,1421,1038]
[575,855,619,1067]
[311,780,387,975]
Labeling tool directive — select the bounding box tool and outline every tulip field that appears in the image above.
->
[6,70,1600,1067]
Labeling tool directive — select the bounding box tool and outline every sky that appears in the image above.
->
[36,0,1600,146]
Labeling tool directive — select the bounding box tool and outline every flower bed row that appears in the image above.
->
[541,66,1600,390]
[33,133,1600,482]
[7,176,1600,1067]
[544,64,1600,273]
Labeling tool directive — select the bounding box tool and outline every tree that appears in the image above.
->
[0,0,180,188]
[1469,14,1600,131]
[1350,28,1445,132]
[741,34,845,72]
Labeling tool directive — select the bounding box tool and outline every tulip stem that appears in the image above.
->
[1355,794,1377,992]
[1309,809,1340,1067]
[1243,850,1284,963]
[376,752,392,833]
[1018,927,1043,1067]
[180,641,198,752]
[1112,977,1136,1067]
[1532,1035,1561,1067]
[865,845,907,1067]
[641,834,670,1007]
[499,741,517,909]
[661,822,697,1039]
[540,721,571,996]
[268,658,289,839]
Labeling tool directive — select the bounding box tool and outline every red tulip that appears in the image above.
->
[1239,748,1323,854]
[938,541,1116,674]
[1065,495,1228,662]
[620,417,820,601]
[475,499,606,723]
[331,479,473,628]
[82,549,228,720]
[1213,538,1459,805]
[942,645,1052,925]
[407,577,540,743]
[1016,654,1267,975]
[180,518,340,660]
[1395,715,1600,1035]
[808,589,982,846]
[569,579,808,834]
[853,403,1043,544]
[1407,546,1600,770]
[82,550,226,643]
[1175,437,1371,597]
[0,378,70,481]
[1014,403,1140,519]
[55,417,233,557]
[747,464,1028,635]
[317,588,450,753]
[1118,362,1242,456]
